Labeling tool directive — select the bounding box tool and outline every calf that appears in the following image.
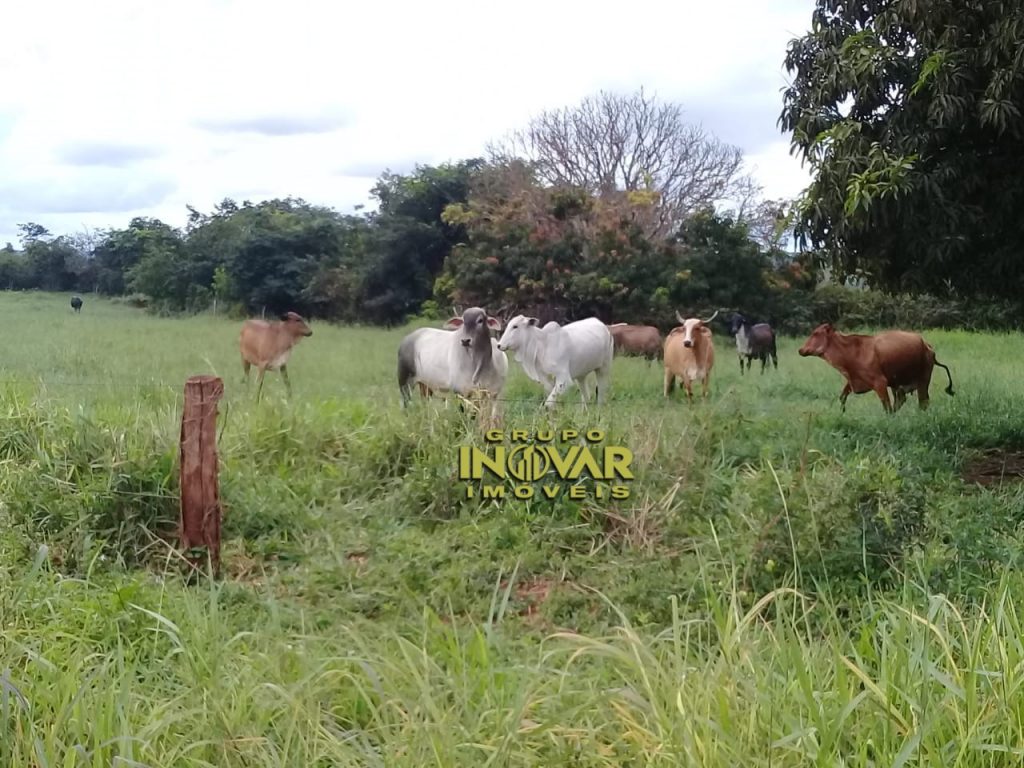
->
[664,310,718,402]
[71,295,83,313]
[797,323,955,413]
[607,323,663,362]
[729,312,777,374]
[239,311,313,401]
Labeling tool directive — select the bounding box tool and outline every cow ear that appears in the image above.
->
[443,317,464,330]
[486,316,501,330]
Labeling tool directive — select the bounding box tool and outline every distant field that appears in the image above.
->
[3,291,1024,766]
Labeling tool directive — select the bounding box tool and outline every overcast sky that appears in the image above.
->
[0,0,815,247]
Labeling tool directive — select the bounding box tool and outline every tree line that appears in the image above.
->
[7,0,1024,339]
[0,89,811,331]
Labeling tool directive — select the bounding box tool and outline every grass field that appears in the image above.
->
[4,290,1024,766]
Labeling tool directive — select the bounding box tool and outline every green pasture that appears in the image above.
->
[3,291,1024,766]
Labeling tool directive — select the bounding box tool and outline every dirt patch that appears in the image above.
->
[497,578,559,623]
[962,450,1024,487]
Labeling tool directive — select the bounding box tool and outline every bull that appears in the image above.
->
[397,307,509,425]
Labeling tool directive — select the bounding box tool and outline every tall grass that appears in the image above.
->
[4,291,1024,765]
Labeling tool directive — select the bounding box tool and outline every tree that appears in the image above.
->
[93,218,181,295]
[17,223,50,245]
[437,161,780,328]
[360,160,482,324]
[780,0,1024,297]
[489,88,749,238]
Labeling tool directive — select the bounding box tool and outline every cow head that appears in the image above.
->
[798,323,834,357]
[728,313,748,336]
[674,309,718,349]
[496,314,540,352]
[283,312,313,337]
[444,307,501,348]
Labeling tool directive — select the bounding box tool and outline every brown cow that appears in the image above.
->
[240,311,313,401]
[797,323,955,413]
[607,323,663,362]
[663,310,718,402]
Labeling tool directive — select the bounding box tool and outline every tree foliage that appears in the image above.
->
[781,0,1024,296]
[438,161,791,328]
[360,160,481,324]
[490,88,749,239]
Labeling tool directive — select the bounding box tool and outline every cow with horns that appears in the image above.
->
[664,310,718,402]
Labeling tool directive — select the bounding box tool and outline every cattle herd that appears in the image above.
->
[232,304,956,416]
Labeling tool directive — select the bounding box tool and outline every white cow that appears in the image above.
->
[496,315,614,408]
[397,307,509,424]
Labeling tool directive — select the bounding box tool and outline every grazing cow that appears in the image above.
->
[239,311,313,401]
[496,315,614,408]
[728,312,777,374]
[397,307,509,425]
[664,310,718,401]
[607,323,663,362]
[70,295,83,313]
[797,323,955,413]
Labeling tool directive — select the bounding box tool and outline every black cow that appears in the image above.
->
[728,312,777,374]
[71,295,83,313]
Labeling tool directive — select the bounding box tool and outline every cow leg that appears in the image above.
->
[683,378,694,403]
[577,375,591,407]
[760,355,768,374]
[663,369,676,397]
[918,367,934,411]
[839,382,853,412]
[873,381,893,413]
[545,378,571,409]
[892,388,907,412]
[702,373,711,399]
[738,355,744,375]
[242,360,251,384]
[594,364,611,405]
[280,365,292,398]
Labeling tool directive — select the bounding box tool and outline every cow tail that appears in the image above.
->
[935,358,955,396]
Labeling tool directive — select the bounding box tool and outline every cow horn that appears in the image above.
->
[703,309,720,324]
[675,311,686,324]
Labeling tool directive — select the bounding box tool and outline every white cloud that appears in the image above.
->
[0,0,815,244]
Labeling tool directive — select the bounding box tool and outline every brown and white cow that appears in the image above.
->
[663,310,718,402]
[797,323,955,413]
[607,323,663,362]
[239,311,313,401]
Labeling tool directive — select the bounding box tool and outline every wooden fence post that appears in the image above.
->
[179,375,225,578]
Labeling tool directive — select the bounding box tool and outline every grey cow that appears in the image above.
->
[728,312,778,374]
